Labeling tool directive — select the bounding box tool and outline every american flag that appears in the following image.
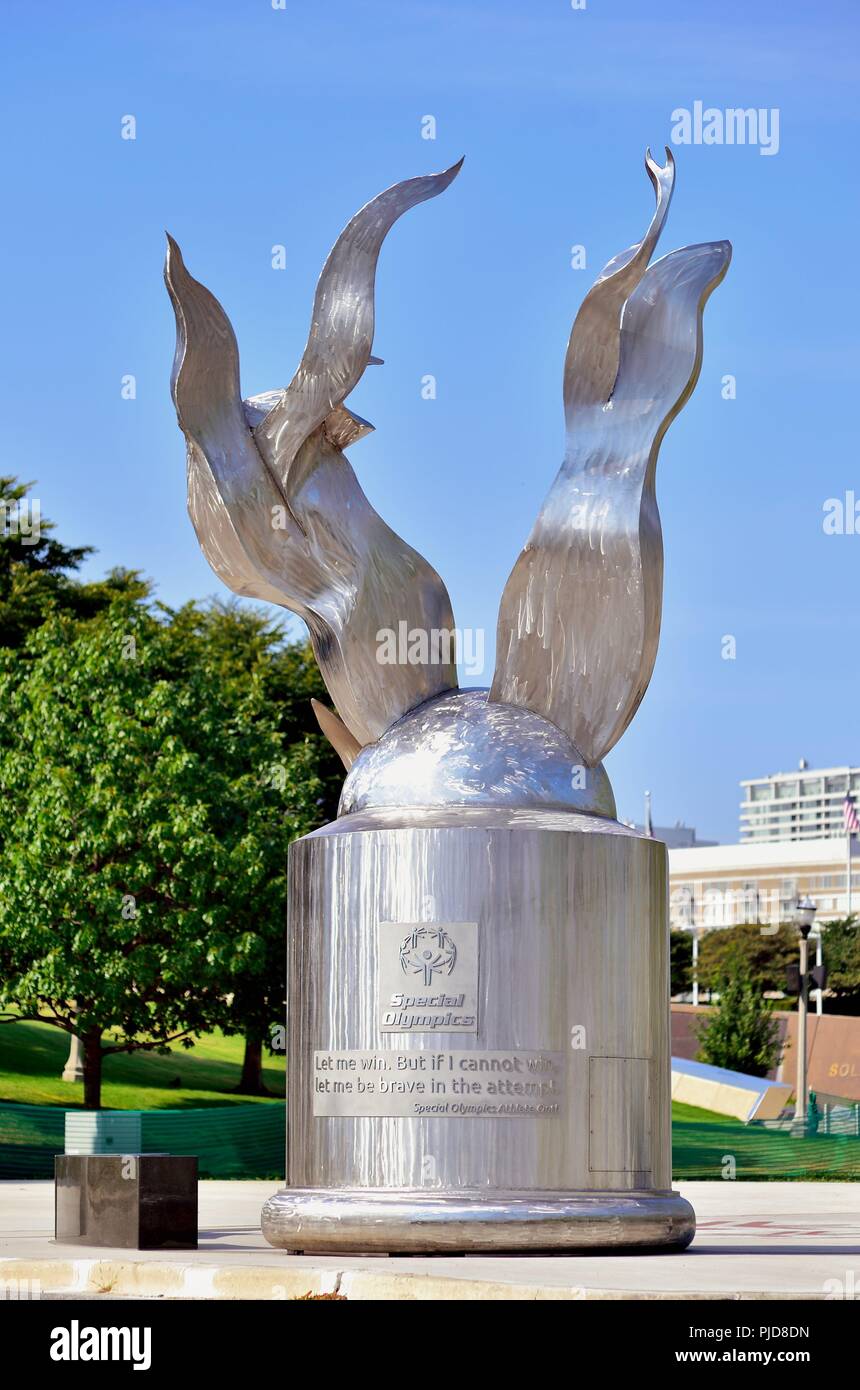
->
[844,794,860,835]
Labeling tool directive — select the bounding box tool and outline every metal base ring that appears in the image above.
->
[261,1187,695,1253]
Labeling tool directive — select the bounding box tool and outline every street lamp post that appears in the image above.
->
[687,923,700,1007]
[791,896,817,1138]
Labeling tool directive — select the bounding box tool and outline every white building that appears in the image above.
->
[740,761,860,844]
[669,836,859,930]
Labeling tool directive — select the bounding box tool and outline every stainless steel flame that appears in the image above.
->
[168,152,729,1252]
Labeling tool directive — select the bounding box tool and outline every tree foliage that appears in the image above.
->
[819,917,860,1014]
[698,921,797,997]
[0,476,147,649]
[0,589,339,1106]
[695,968,782,1077]
[178,599,343,1087]
[669,929,693,996]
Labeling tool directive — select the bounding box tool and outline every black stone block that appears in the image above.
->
[55,1154,198,1250]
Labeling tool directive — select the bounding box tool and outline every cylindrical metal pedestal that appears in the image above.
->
[262,806,694,1253]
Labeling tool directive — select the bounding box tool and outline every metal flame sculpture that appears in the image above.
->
[166,154,730,1254]
[166,150,729,789]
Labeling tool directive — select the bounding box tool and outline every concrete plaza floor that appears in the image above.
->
[1,1180,858,1300]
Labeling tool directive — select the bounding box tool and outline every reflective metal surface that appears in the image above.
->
[311,699,361,771]
[168,155,728,1253]
[490,149,730,766]
[169,153,728,767]
[262,1188,695,1254]
[262,811,677,1253]
[340,688,615,818]
[165,165,462,746]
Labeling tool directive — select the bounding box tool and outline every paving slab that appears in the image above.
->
[1,1180,858,1300]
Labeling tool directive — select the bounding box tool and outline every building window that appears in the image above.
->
[749,784,773,802]
[702,887,725,927]
[779,879,797,920]
[671,886,693,927]
[742,883,759,922]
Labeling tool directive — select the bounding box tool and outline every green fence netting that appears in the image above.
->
[2,1102,858,1182]
[0,1103,64,1179]
[672,1117,860,1180]
[0,1102,285,1180]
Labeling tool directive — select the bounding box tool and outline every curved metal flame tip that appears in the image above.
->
[163,233,191,291]
[644,145,674,179]
[311,698,363,770]
[431,155,465,192]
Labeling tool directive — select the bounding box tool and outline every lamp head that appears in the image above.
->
[794,896,817,936]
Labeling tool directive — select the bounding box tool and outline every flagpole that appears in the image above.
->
[844,794,858,920]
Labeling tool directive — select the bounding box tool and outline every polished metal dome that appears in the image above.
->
[339,688,616,818]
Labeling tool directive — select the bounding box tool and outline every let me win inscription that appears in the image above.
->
[313,1049,565,1119]
[310,917,564,1119]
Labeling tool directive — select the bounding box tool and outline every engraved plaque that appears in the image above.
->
[313,1048,564,1117]
[378,921,478,1033]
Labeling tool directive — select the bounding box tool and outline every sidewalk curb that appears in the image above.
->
[0,1256,830,1301]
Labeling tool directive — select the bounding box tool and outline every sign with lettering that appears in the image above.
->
[378,921,478,1033]
[313,1049,564,1117]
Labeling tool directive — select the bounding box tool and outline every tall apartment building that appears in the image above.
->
[739,761,860,844]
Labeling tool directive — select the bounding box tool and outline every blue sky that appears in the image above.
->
[1,0,858,842]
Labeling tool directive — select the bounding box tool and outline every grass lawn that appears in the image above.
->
[0,1019,285,1110]
[670,1101,735,1125]
[673,1114,860,1179]
[1,1022,857,1179]
[2,1020,725,1118]
[1,1021,856,1180]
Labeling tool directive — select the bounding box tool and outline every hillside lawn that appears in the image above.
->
[0,1018,285,1109]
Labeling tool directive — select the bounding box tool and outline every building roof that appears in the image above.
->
[668,836,849,874]
[740,764,858,786]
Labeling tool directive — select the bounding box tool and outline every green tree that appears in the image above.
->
[0,476,147,650]
[193,598,342,821]
[0,595,330,1107]
[698,922,797,997]
[695,967,782,1077]
[670,930,693,996]
[174,599,343,1090]
[820,917,860,1014]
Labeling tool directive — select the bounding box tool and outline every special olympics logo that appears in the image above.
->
[399,926,457,986]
